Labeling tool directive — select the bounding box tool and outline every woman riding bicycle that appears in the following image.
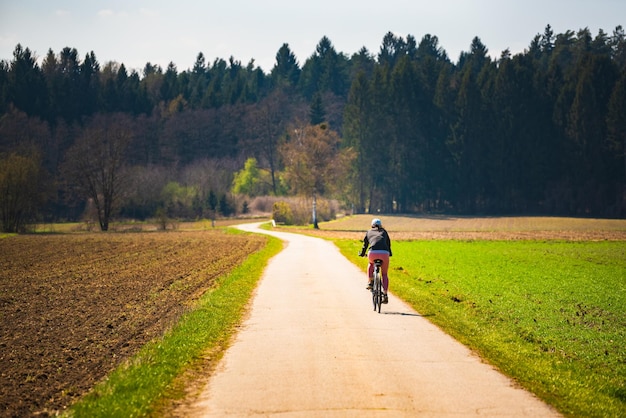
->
[359,218,392,304]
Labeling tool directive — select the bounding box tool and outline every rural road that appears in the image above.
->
[182,223,560,417]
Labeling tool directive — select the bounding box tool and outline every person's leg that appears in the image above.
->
[371,253,391,304]
[369,252,390,292]
[366,256,374,289]
[379,254,390,292]
[367,259,374,279]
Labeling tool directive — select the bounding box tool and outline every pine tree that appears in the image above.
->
[309,93,326,124]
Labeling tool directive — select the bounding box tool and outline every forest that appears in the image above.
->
[0,24,625,232]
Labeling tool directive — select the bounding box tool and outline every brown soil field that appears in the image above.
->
[0,230,265,417]
[288,214,626,241]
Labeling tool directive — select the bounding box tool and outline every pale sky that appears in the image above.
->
[1,0,624,74]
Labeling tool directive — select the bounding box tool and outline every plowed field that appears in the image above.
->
[0,230,265,417]
[295,214,626,241]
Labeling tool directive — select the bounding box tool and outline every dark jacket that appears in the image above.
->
[359,227,392,256]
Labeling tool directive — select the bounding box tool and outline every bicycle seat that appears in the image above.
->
[373,259,383,266]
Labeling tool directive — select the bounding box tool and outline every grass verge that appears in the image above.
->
[64,228,282,417]
[336,239,626,417]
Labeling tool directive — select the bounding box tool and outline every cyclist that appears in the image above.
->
[358,218,392,303]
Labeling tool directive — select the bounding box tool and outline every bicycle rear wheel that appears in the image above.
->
[372,268,382,313]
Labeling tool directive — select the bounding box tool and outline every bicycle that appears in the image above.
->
[371,258,384,313]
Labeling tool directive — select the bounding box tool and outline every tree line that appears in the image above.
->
[1,25,625,231]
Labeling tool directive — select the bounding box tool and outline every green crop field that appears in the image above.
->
[337,239,626,417]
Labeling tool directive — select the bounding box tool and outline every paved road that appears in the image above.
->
[183,223,560,417]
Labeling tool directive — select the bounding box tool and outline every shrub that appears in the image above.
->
[269,197,341,226]
[0,152,46,233]
[315,198,337,222]
[250,196,281,213]
[290,199,312,225]
[272,201,293,225]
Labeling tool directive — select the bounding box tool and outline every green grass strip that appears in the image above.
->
[65,229,282,417]
[336,239,626,418]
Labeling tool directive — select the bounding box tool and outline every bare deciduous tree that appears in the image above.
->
[63,113,133,231]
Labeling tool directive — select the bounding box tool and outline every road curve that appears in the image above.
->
[183,222,560,417]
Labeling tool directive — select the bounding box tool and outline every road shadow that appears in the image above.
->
[381,311,433,317]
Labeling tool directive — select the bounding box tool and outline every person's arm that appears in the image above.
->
[359,233,369,257]
[385,231,392,256]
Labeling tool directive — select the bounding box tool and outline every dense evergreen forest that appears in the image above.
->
[1,25,625,231]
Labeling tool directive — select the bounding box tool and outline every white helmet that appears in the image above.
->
[371,218,382,228]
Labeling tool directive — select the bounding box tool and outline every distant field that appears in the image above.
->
[32,217,263,233]
[35,214,626,240]
[304,214,626,241]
